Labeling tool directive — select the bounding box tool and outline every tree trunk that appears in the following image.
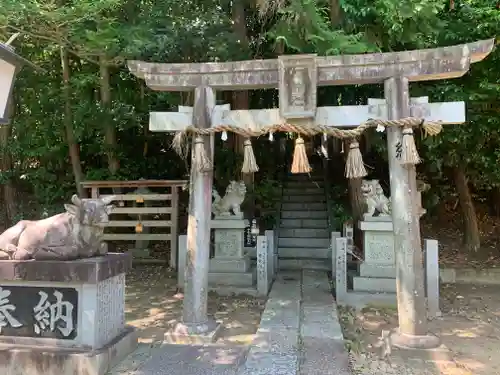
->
[491,187,500,217]
[232,0,255,215]
[60,46,86,198]
[452,166,480,252]
[330,0,342,26]
[99,56,119,176]
[0,98,17,226]
[348,178,364,223]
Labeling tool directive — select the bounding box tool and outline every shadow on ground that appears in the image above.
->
[125,265,266,346]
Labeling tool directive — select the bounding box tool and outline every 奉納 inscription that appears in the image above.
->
[0,286,78,339]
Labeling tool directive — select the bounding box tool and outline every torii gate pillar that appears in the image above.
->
[385,77,439,347]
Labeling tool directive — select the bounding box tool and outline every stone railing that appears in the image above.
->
[330,231,341,277]
[257,233,277,296]
[334,236,441,318]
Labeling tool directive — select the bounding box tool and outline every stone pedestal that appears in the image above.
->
[0,253,137,375]
[208,218,256,289]
[353,218,397,293]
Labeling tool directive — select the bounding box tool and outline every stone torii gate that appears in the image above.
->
[128,39,494,346]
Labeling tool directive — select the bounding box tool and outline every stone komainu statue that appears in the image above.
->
[211,181,246,218]
[361,179,391,217]
[0,194,114,261]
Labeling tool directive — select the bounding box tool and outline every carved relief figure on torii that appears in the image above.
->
[128,39,495,346]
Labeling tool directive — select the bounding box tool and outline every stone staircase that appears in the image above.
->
[278,172,331,270]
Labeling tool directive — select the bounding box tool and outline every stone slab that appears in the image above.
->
[277,248,330,259]
[299,338,351,375]
[259,300,300,330]
[281,211,327,219]
[278,228,329,238]
[282,195,325,203]
[363,230,395,265]
[0,326,137,375]
[251,327,299,356]
[278,237,330,248]
[0,273,126,350]
[0,253,131,283]
[359,220,393,231]
[164,323,223,345]
[300,270,344,340]
[353,276,396,293]
[239,351,299,375]
[359,263,396,278]
[283,188,324,195]
[280,203,326,211]
[278,258,329,271]
[214,229,245,258]
[280,219,328,228]
[208,270,255,287]
[211,219,248,229]
[269,272,302,298]
[300,320,343,340]
[208,286,258,297]
[209,257,250,273]
[139,343,248,375]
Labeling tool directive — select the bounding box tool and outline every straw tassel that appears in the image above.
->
[401,127,421,165]
[345,141,367,179]
[241,138,259,173]
[291,136,312,174]
[192,136,212,172]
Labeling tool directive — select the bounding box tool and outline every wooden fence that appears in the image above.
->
[81,179,187,268]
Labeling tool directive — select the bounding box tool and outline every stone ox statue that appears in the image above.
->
[0,194,114,261]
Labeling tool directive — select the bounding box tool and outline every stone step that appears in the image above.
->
[279,228,330,238]
[283,195,326,203]
[278,247,330,259]
[352,276,396,293]
[280,218,328,229]
[278,258,330,271]
[283,188,324,196]
[359,263,396,278]
[286,181,324,189]
[281,210,328,219]
[287,171,323,180]
[208,269,256,287]
[279,237,330,248]
[281,202,326,211]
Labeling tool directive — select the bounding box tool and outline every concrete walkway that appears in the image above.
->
[109,270,350,375]
[238,270,351,375]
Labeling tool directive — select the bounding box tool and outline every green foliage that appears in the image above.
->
[253,178,283,229]
[0,0,498,230]
[326,184,350,231]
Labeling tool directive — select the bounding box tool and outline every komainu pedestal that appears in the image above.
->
[208,218,256,289]
[0,253,137,375]
[353,218,397,293]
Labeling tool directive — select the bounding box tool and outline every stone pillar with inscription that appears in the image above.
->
[0,253,137,375]
[208,218,255,289]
